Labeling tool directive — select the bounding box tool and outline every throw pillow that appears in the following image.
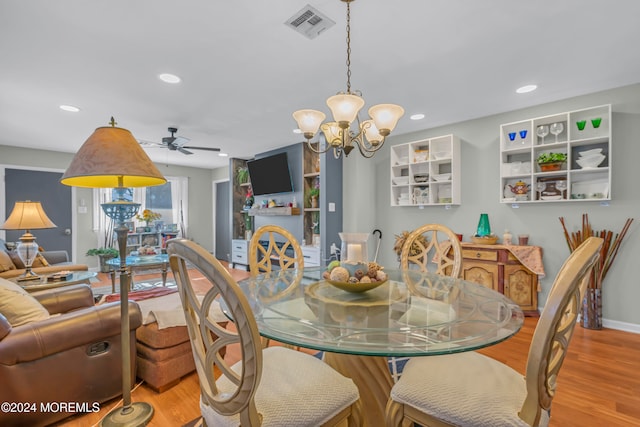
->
[31,253,50,268]
[0,250,16,272]
[0,278,50,327]
[7,251,25,269]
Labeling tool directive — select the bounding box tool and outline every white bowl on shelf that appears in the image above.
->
[432,173,451,182]
[393,176,409,185]
[432,151,451,160]
[578,148,603,158]
[576,154,605,169]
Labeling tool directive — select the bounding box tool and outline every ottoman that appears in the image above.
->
[135,321,228,392]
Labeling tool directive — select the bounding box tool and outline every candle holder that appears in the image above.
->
[476,214,491,237]
[339,232,369,264]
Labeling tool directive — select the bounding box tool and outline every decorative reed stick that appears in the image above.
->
[559,214,633,289]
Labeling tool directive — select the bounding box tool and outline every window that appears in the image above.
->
[93,176,189,247]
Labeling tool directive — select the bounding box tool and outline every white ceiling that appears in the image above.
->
[2,0,639,170]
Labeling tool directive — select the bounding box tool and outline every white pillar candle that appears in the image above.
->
[347,243,363,262]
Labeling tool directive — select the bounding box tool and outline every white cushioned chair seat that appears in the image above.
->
[203,346,360,427]
[391,351,549,427]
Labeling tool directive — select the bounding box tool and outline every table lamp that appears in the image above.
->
[61,117,166,427]
[0,201,57,281]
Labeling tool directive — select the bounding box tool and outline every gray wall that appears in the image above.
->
[344,83,640,329]
[0,145,216,269]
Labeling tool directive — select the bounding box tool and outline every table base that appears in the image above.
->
[323,353,393,427]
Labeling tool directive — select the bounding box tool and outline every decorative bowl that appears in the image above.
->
[576,154,605,169]
[432,173,451,182]
[470,235,499,245]
[326,278,388,293]
[393,176,409,185]
[413,173,429,183]
[578,148,603,157]
[432,151,451,160]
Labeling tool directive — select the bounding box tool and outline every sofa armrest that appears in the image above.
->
[0,301,142,365]
[41,250,70,265]
[0,313,10,340]
[31,284,95,314]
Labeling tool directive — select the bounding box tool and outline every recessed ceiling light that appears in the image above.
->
[59,104,80,112]
[410,113,425,120]
[293,129,302,134]
[218,152,228,157]
[516,84,537,94]
[158,73,181,84]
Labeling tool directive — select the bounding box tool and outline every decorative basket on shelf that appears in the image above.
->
[471,235,498,245]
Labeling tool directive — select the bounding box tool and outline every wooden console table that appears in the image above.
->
[459,243,544,316]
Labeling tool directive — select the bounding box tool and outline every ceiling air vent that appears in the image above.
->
[285,4,335,40]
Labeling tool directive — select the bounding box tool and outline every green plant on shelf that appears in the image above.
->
[536,152,567,164]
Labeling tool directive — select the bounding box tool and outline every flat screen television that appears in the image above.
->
[247,152,294,196]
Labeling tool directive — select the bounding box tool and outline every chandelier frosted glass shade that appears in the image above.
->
[292,109,326,140]
[326,93,366,125]
[368,104,405,135]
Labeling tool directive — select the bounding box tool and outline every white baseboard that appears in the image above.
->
[602,319,640,334]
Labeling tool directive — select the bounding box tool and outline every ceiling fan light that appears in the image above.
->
[321,122,343,147]
[293,109,326,139]
[368,104,404,134]
[361,119,382,145]
[326,93,365,125]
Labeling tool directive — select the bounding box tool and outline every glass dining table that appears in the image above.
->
[231,267,524,426]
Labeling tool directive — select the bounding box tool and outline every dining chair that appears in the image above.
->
[385,236,603,427]
[399,223,463,278]
[249,224,304,275]
[167,238,362,427]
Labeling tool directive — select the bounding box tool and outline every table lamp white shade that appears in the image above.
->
[0,201,57,281]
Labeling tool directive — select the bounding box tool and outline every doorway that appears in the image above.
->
[214,180,230,262]
[3,168,73,255]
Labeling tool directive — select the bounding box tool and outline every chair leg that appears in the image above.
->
[385,399,405,427]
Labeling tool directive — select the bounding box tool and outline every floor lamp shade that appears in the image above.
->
[1,201,57,281]
[60,125,166,188]
[61,121,165,426]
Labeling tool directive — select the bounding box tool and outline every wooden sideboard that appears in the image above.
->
[459,243,541,316]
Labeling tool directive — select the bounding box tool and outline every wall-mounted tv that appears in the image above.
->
[247,152,294,196]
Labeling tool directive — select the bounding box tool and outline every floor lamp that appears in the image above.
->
[61,117,166,427]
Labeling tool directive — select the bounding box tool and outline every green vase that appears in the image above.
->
[476,214,491,237]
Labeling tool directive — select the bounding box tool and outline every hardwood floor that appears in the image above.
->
[55,266,640,427]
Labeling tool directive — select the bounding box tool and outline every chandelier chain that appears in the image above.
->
[345,0,351,94]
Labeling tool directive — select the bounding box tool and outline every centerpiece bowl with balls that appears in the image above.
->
[323,260,388,293]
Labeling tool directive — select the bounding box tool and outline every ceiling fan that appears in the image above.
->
[141,127,221,155]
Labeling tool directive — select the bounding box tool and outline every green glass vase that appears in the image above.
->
[476,214,491,237]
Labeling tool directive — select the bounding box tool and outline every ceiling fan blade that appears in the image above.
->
[178,147,194,155]
[184,146,221,152]
[173,136,191,147]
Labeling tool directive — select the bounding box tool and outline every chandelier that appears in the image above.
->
[292,0,404,158]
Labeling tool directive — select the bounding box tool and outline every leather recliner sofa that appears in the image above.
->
[0,284,142,427]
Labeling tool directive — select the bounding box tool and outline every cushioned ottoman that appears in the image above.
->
[136,320,227,392]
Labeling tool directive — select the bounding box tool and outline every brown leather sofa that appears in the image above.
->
[0,284,142,427]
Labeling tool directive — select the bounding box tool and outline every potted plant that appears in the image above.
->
[393,231,428,260]
[86,247,119,273]
[307,187,320,208]
[236,166,250,185]
[136,209,162,231]
[536,152,567,172]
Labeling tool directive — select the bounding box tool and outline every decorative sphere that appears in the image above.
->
[330,266,350,282]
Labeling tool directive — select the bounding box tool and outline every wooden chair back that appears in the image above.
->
[400,223,463,278]
[249,225,304,275]
[167,238,264,426]
[519,236,603,425]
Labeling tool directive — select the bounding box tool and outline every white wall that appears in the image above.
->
[344,83,640,329]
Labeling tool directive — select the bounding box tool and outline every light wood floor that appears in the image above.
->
[55,266,640,427]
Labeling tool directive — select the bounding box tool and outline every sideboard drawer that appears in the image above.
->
[462,249,498,262]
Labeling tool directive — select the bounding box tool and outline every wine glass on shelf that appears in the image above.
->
[536,125,549,144]
[536,181,546,200]
[556,180,567,199]
[550,122,564,143]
